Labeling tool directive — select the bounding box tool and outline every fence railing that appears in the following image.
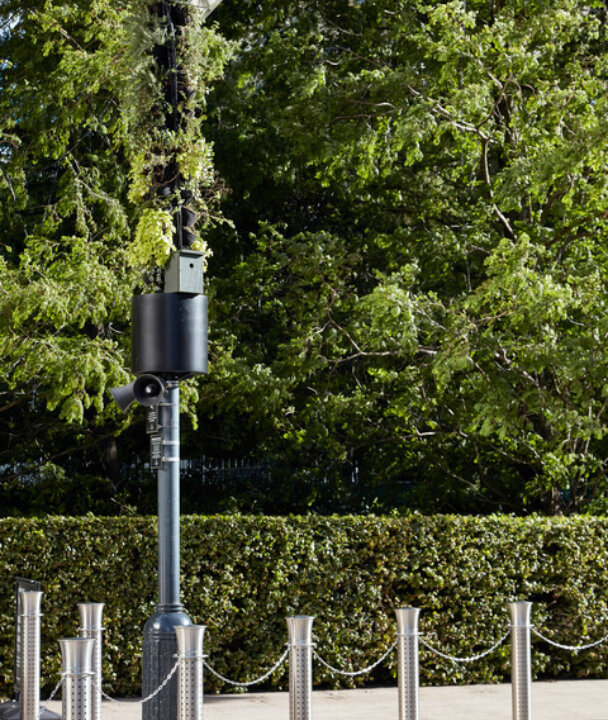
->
[22,598,608,720]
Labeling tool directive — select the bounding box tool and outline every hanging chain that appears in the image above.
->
[313,640,398,677]
[420,630,511,664]
[203,647,289,687]
[203,647,289,688]
[99,657,180,705]
[532,628,608,652]
[39,675,64,714]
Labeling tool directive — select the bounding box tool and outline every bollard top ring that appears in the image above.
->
[508,601,534,627]
[395,606,421,635]
[286,615,315,645]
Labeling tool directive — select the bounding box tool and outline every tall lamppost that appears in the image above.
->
[111,2,225,719]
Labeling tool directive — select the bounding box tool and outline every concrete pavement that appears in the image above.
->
[41,679,608,719]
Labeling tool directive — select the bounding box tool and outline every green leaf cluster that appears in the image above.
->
[4,0,608,515]
[198,0,608,513]
[118,1,234,264]
[0,0,230,478]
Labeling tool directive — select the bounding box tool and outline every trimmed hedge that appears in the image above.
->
[1,514,608,699]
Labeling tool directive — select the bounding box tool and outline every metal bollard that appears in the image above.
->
[509,601,533,720]
[395,607,420,720]
[175,625,206,720]
[78,603,104,720]
[286,616,314,720]
[59,638,95,720]
[20,591,43,720]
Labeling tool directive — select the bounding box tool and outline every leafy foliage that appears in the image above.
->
[199,0,608,513]
[119,1,233,261]
[2,514,608,698]
[0,0,230,486]
[3,0,608,515]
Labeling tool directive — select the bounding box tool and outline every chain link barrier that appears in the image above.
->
[313,640,398,678]
[532,628,608,653]
[98,657,181,705]
[44,615,608,710]
[203,647,289,688]
[420,630,511,664]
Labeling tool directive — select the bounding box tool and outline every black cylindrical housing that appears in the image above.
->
[132,293,208,376]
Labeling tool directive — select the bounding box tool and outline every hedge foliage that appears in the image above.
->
[1,514,608,699]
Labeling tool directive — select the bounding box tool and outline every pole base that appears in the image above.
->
[142,609,191,720]
[0,700,61,720]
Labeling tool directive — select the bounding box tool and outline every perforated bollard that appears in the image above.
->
[59,638,95,720]
[78,603,104,720]
[509,602,533,720]
[175,625,206,720]
[395,607,420,720]
[20,591,43,720]
[286,616,314,720]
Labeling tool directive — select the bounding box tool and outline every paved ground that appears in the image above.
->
[38,679,608,719]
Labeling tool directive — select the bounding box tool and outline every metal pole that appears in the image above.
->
[395,607,420,720]
[78,603,104,720]
[143,381,191,720]
[0,586,59,720]
[20,591,43,720]
[158,382,180,609]
[175,626,206,720]
[509,601,533,720]
[59,638,95,720]
[286,616,314,720]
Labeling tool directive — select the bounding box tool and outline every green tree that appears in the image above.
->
[199,0,608,514]
[4,0,608,517]
[0,0,231,510]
